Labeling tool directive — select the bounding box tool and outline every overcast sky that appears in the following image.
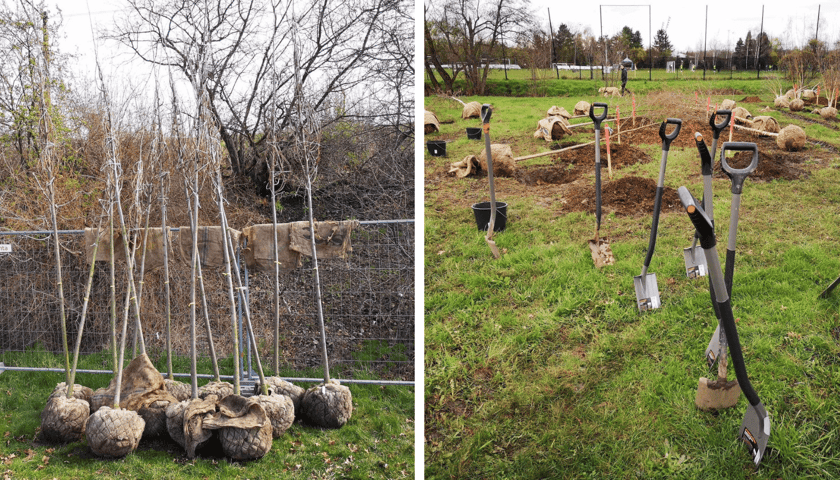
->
[527,0,840,54]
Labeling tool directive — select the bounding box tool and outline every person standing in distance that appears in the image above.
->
[620,64,630,97]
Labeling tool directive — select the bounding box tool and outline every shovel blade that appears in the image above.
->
[588,238,615,268]
[633,273,660,312]
[683,246,708,279]
[739,401,771,466]
[485,236,501,259]
[704,324,721,368]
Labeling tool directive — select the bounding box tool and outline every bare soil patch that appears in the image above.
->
[740,96,763,103]
[562,176,682,217]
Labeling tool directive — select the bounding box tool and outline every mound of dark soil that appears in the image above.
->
[740,96,763,103]
[515,165,580,186]
[549,141,655,169]
[715,149,807,182]
[625,119,713,149]
[563,176,682,216]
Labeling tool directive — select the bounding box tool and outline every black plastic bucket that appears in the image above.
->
[472,201,508,232]
[427,140,446,157]
[466,127,482,140]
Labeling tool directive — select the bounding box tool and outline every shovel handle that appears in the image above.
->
[710,109,732,139]
[659,118,682,151]
[720,142,759,194]
[694,132,713,176]
[589,102,608,130]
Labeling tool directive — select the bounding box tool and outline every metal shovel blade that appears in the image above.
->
[704,324,721,368]
[588,238,615,268]
[683,245,707,279]
[739,401,771,466]
[633,273,660,312]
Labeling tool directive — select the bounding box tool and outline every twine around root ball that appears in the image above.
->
[253,394,294,438]
[138,399,172,438]
[217,422,272,460]
[48,383,93,404]
[199,381,234,400]
[262,377,304,417]
[85,407,145,458]
[301,380,353,429]
[165,379,191,402]
[40,395,90,443]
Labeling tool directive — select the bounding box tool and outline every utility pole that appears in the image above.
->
[703,5,708,80]
[756,5,764,79]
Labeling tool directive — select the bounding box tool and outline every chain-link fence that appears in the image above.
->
[0,220,414,384]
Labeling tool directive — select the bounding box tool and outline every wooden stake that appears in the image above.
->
[605,126,613,180]
[616,107,621,145]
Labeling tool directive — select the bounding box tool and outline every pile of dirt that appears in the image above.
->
[515,165,580,186]
[740,96,763,103]
[623,119,712,149]
[547,142,655,169]
[562,176,682,216]
[715,149,807,182]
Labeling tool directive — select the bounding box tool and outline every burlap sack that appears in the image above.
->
[477,144,517,177]
[573,101,590,116]
[533,116,572,142]
[801,89,816,104]
[547,106,571,119]
[85,407,144,457]
[599,86,620,97]
[750,116,780,134]
[785,88,796,100]
[424,110,440,134]
[164,395,219,457]
[253,394,294,438]
[461,101,482,119]
[240,224,302,272]
[732,106,752,123]
[138,399,172,438]
[720,99,736,110]
[789,99,804,112]
[83,228,126,264]
[202,395,272,460]
[776,124,806,151]
[820,106,837,119]
[448,155,480,178]
[89,354,178,413]
[40,395,89,442]
[289,220,358,259]
[301,380,353,429]
[263,377,305,417]
[134,227,169,270]
[774,96,790,108]
[175,226,241,267]
[48,382,93,404]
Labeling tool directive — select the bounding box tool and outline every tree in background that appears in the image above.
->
[651,28,672,68]
[554,24,576,64]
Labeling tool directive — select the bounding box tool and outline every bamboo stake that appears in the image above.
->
[732,123,779,137]
[131,201,152,358]
[108,186,118,374]
[160,173,174,379]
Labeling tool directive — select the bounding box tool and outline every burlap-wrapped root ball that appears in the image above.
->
[774,96,790,108]
[477,144,517,177]
[547,105,571,119]
[48,382,93,404]
[138,399,172,438]
[217,421,272,460]
[801,89,816,104]
[820,107,838,119]
[720,99,736,110]
[199,381,234,400]
[40,395,90,442]
[750,116,780,134]
[253,394,295,437]
[89,387,114,413]
[776,125,807,151]
[85,407,144,457]
[461,101,481,119]
[424,110,440,134]
[165,379,191,402]
[732,106,752,123]
[790,99,805,112]
[785,88,796,100]
[263,377,305,416]
[301,380,353,429]
[573,101,590,116]
[202,395,272,460]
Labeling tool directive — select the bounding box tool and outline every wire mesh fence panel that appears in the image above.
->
[0,221,414,382]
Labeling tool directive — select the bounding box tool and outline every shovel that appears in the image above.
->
[704,142,759,369]
[684,110,731,279]
[678,186,770,466]
[481,104,501,259]
[588,102,615,267]
[634,118,681,312]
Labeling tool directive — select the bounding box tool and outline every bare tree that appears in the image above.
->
[113,0,408,191]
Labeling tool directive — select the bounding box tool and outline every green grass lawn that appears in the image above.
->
[0,351,414,479]
[424,89,840,478]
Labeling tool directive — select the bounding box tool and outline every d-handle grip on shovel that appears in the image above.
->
[694,132,713,176]
[589,102,608,130]
[720,142,759,194]
[709,109,732,140]
[658,118,682,151]
[481,104,492,125]
[678,186,761,408]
